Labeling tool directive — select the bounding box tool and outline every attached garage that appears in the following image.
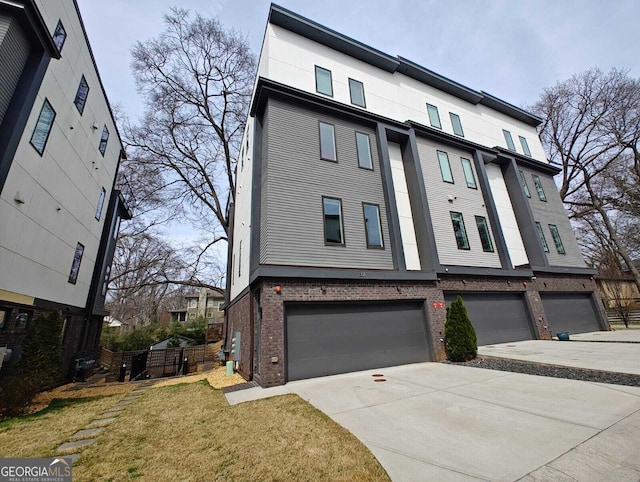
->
[541,293,602,335]
[444,292,534,346]
[285,300,431,381]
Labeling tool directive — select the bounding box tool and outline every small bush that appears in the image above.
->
[444,295,477,362]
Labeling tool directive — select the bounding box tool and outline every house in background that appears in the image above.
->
[0,0,129,378]
[225,4,608,387]
[170,287,225,324]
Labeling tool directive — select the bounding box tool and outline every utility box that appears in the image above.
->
[231,331,241,361]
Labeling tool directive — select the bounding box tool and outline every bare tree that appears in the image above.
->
[532,68,640,290]
[126,8,256,247]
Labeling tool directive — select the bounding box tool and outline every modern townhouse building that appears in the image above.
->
[0,0,129,377]
[226,4,607,386]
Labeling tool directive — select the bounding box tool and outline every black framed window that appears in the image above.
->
[532,174,547,201]
[349,78,366,107]
[503,129,516,151]
[475,216,494,252]
[548,224,566,254]
[437,150,454,183]
[519,136,532,157]
[356,132,373,169]
[319,122,336,161]
[460,157,477,189]
[363,203,383,248]
[95,187,106,220]
[535,222,549,252]
[74,75,90,114]
[0,310,7,329]
[315,66,333,96]
[427,103,442,129]
[519,170,531,197]
[30,99,56,155]
[15,312,30,330]
[52,20,66,51]
[99,125,109,156]
[323,197,344,245]
[68,242,85,284]
[450,212,470,250]
[450,112,464,137]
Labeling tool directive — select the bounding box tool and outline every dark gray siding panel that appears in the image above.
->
[286,301,430,381]
[521,168,586,268]
[445,292,534,345]
[261,98,393,269]
[541,293,602,335]
[0,15,30,125]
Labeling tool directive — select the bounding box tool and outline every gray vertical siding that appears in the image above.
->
[260,98,394,269]
[0,15,30,126]
[520,167,586,268]
[416,137,501,268]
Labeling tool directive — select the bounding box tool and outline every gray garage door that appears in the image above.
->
[541,293,602,336]
[286,301,430,381]
[444,293,534,346]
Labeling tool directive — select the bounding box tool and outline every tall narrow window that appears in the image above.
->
[475,216,494,252]
[535,222,549,252]
[363,203,383,248]
[519,170,531,197]
[68,242,85,284]
[74,75,89,114]
[460,157,477,189]
[323,197,344,245]
[427,104,442,129]
[315,66,333,96]
[437,150,454,183]
[113,216,121,240]
[355,132,372,169]
[532,174,547,201]
[503,129,516,151]
[52,20,66,51]
[548,224,566,254]
[95,187,106,220]
[98,125,109,156]
[238,240,242,276]
[450,212,470,250]
[519,136,532,157]
[450,112,464,137]
[30,99,56,155]
[349,78,366,107]
[319,122,336,161]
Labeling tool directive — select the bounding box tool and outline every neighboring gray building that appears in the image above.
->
[226,5,608,386]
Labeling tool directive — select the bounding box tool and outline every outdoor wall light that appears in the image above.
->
[523,281,527,287]
[274,285,281,294]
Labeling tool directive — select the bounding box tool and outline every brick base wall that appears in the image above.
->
[226,290,252,381]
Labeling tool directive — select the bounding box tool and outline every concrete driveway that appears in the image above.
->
[226,336,640,481]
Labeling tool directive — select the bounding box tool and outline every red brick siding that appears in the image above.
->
[226,291,252,380]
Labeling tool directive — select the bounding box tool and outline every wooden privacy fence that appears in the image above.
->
[100,344,218,381]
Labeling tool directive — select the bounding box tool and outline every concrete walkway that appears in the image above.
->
[226,338,640,481]
[570,329,640,343]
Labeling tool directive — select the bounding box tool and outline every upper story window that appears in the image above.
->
[52,20,66,51]
[519,170,531,197]
[355,132,373,169]
[319,122,337,161]
[437,150,454,183]
[519,136,532,157]
[503,129,516,152]
[450,212,470,250]
[323,197,344,245]
[349,78,366,107]
[450,112,464,137]
[68,242,85,284]
[475,216,494,252]
[217,302,224,311]
[74,76,90,114]
[532,174,547,201]
[99,125,109,156]
[315,66,333,96]
[189,299,197,308]
[207,299,214,307]
[548,224,566,254]
[460,157,477,189]
[427,104,442,129]
[363,203,383,248]
[95,187,106,220]
[535,222,549,253]
[30,99,56,155]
